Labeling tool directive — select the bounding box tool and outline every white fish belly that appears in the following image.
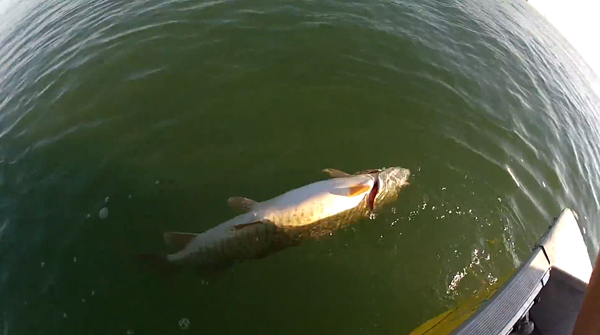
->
[258,175,375,226]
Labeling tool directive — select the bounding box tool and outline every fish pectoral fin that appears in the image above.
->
[233,219,276,231]
[347,183,372,197]
[322,168,351,178]
[163,232,198,249]
[228,197,258,212]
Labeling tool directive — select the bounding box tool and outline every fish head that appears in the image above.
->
[363,167,410,212]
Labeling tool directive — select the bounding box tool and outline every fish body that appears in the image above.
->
[158,167,410,269]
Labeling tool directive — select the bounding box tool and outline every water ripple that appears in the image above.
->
[1,0,600,332]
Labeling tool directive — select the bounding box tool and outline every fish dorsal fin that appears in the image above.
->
[348,183,371,197]
[233,219,276,231]
[323,168,351,178]
[163,232,198,249]
[228,197,258,212]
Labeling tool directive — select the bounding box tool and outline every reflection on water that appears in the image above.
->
[0,0,599,333]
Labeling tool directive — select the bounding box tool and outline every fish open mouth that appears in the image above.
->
[367,176,380,212]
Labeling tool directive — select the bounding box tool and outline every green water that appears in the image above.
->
[1,0,600,333]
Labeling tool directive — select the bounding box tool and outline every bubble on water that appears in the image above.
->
[155,180,160,185]
[82,298,86,303]
[179,318,190,330]
[447,269,467,294]
[441,187,446,191]
[99,207,109,219]
[128,194,132,199]
[91,290,95,296]
[73,257,77,263]
[40,262,45,267]
[105,197,110,203]
[542,181,547,188]
[369,213,376,220]
[63,313,67,319]
[497,198,502,202]
[86,213,91,219]
[126,330,135,335]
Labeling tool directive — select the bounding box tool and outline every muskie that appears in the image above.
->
[145,167,410,270]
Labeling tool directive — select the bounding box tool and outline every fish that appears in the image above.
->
[139,166,410,271]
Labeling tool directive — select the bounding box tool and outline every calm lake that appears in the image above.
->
[1,0,599,333]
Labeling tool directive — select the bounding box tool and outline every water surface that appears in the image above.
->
[1,0,599,334]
